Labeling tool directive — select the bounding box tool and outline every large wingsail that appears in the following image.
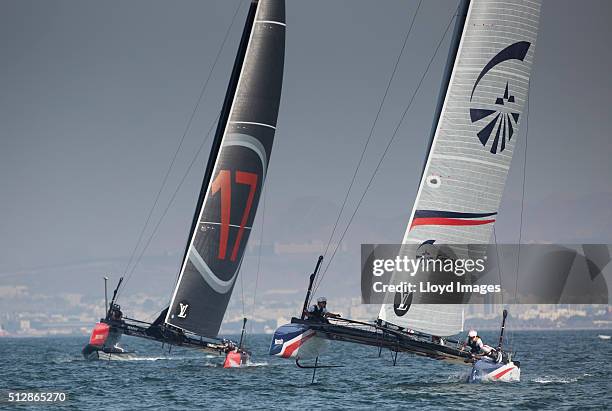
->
[166,0,285,337]
[378,0,541,336]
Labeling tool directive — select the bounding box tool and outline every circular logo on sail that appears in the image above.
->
[469,41,531,154]
[393,291,413,317]
[392,240,436,316]
[189,133,268,295]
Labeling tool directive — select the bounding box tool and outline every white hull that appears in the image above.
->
[85,350,137,361]
[469,359,520,383]
[270,323,329,360]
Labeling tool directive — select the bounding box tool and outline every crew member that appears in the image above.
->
[466,329,492,355]
[224,341,236,354]
[109,304,123,322]
[432,335,445,346]
[305,297,340,322]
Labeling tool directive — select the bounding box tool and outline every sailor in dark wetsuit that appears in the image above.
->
[109,304,124,323]
[466,329,493,355]
[304,297,340,323]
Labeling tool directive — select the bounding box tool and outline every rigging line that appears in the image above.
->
[509,84,530,353]
[250,185,267,333]
[319,0,423,264]
[492,227,504,307]
[239,260,246,318]
[312,1,423,301]
[514,85,530,303]
[120,0,245,280]
[145,304,167,322]
[312,5,459,296]
[116,112,220,300]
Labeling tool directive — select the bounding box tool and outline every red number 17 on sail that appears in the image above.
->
[210,169,258,261]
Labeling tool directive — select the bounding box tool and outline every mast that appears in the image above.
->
[103,276,109,317]
[420,0,470,175]
[238,317,247,349]
[497,309,508,350]
[379,0,541,336]
[165,0,285,337]
[301,256,324,320]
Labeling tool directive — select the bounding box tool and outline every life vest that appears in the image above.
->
[307,304,328,322]
[310,305,324,317]
[467,337,483,353]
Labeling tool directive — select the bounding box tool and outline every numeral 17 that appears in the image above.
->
[210,169,258,261]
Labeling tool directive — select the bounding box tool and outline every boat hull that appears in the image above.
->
[468,359,520,383]
[269,323,329,360]
[223,351,250,368]
[82,344,136,361]
[83,318,240,363]
[82,322,133,360]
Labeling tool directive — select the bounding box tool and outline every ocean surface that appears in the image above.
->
[1,329,611,410]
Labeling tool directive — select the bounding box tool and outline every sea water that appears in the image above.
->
[0,330,610,409]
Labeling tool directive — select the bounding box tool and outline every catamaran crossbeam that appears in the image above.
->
[270,315,520,382]
[270,256,520,383]
[271,317,473,365]
[81,316,240,360]
[82,281,248,362]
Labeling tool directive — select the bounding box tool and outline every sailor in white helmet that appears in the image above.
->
[466,329,493,356]
[305,296,341,323]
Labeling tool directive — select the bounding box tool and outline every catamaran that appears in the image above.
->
[270,0,540,382]
[83,0,285,367]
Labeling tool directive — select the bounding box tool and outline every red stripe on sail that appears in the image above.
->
[410,217,495,229]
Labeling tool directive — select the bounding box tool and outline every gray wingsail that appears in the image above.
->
[165,0,285,337]
[378,0,541,336]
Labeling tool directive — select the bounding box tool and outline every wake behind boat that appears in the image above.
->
[83,0,285,367]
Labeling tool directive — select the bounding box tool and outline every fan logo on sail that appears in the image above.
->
[469,41,531,154]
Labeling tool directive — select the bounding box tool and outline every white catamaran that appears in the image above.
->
[83,0,285,367]
[270,0,540,382]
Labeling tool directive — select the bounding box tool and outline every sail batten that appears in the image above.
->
[165,0,285,337]
[379,0,541,336]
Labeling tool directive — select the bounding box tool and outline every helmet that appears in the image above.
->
[468,329,477,338]
[317,296,327,303]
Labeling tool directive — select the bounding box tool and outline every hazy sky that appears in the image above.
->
[1,0,611,301]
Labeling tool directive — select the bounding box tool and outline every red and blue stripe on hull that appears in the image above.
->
[269,324,316,359]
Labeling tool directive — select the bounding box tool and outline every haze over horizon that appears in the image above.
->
[1,0,611,311]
